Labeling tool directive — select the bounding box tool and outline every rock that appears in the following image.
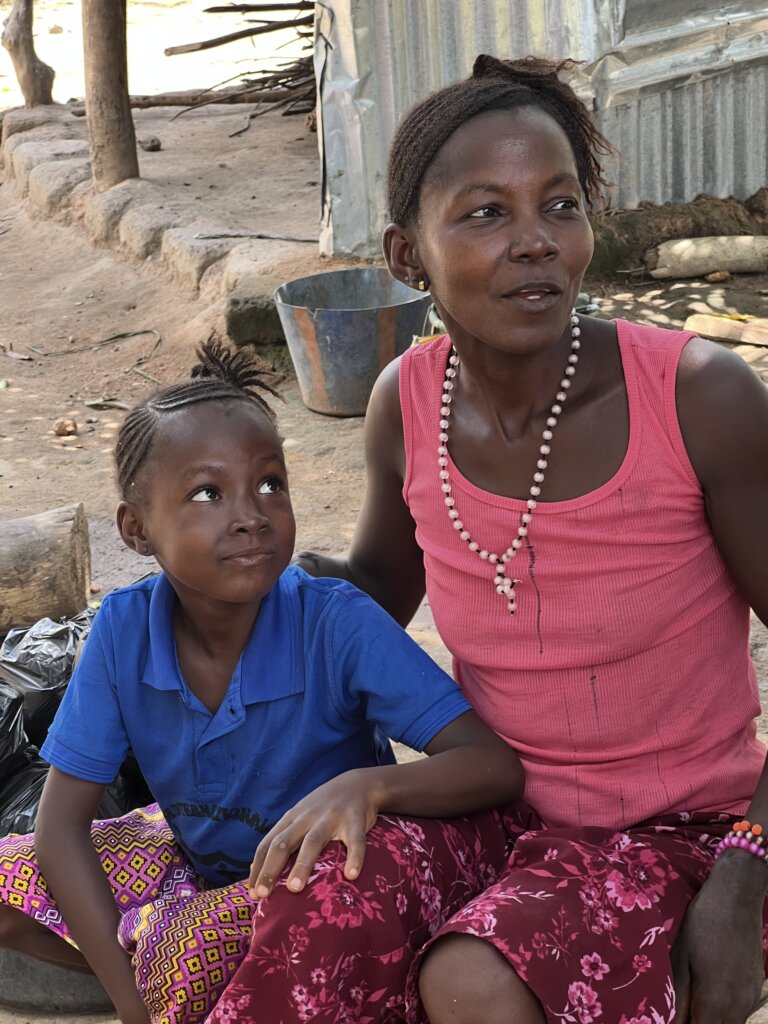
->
[0,105,73,145]
[2,121,86,177]
[119,204,181,259]
[11,138,90,194]
[225,285,285,346]
[78,179,159,246]
[138,135,162,152]
[161,227,239,291]
[27,158,92,218]
[53,418,78,436]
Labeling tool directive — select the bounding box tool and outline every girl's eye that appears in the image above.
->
[468,206,501,219]
[190,486,220,503]
[258,476,283,495]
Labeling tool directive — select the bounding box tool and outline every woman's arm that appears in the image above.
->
[672,338,768,1024]
[36,768,149,1024]
[248,709,522,898]
[295,359,427,626]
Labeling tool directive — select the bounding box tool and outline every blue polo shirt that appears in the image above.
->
[41,568,470,885]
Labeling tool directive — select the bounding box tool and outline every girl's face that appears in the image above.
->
[119,401,295,611]
[393,106,594,356]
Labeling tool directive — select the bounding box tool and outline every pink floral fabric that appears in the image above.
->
[208,808,768,1024]
[407,809,768,1024]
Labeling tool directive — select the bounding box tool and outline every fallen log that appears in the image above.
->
[68,86,293,116]
[683,313,768,349]
[0,504,91,635]
[646,235,768,279]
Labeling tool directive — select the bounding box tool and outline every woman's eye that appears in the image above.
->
[469,206,501,219]
[190,486,220,503]
[258,476,283,495]
[551,198,579,211]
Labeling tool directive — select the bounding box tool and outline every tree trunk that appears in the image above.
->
[1,0,55,107]
[0,504,91,635]
[81,0,138,191]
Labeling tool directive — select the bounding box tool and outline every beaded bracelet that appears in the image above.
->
[714,820,768,864]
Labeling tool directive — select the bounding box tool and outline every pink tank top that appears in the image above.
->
[400,319,765,829]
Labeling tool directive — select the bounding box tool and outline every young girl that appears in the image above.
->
[293,54,768,1024]
[0,342,524,1024]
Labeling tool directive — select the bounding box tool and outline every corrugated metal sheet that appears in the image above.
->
[315,0,768,257]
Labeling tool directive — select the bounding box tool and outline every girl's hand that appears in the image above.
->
[248,770,381,898]
[672,856,767,1023]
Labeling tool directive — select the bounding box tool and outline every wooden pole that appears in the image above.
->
[1,0,55,107]
[81,0,138,191]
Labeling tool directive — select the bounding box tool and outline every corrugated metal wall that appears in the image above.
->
[315,0,768,256]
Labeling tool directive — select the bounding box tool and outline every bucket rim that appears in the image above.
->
[273,267,427,313]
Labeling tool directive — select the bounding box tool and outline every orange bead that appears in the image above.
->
[753,823,763,836]
[734,821,747,832]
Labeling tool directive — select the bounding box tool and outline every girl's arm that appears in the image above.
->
[295,358,427,626]
[249,709,522,898]
[36,768,149,1024]
[672,338,768,1024]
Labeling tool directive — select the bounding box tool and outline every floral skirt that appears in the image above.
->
[209,807,768,1024]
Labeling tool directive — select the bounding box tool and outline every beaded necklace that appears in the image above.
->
[437,312,581,616]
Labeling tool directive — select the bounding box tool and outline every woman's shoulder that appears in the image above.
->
[612,316,693,352]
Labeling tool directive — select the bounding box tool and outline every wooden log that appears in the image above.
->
[0,504,91,635]
[82,0,139,191]
[683,313,768,348]
[646,235,768,279]
[68,86,294,116]
[1,0,55,107]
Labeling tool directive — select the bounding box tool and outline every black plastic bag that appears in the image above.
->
[0,747,47,836]
[0,610,95,747]
[0,681,26,778]
[0,748,153,837]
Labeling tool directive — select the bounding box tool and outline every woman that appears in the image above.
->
[297,55,768,1024]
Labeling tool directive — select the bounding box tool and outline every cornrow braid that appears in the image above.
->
[387,54,612,226]
[115,339,282,498]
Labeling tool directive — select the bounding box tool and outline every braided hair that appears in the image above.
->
[115,340,281,499]
[387,54,612,226]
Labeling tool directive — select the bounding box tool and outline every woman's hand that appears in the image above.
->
[248,770,382,899]
[672,854,767,1023]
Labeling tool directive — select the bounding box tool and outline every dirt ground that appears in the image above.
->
[1,1,768,1019]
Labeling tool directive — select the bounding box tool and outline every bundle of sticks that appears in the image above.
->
[165,2,316,127]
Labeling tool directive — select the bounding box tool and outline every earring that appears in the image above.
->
[418,280,426,291]
[142,545,149,554]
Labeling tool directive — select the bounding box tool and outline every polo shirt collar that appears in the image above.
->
[142,572,302,704]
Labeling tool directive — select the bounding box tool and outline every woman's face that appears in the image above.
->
[410,105,594,356]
